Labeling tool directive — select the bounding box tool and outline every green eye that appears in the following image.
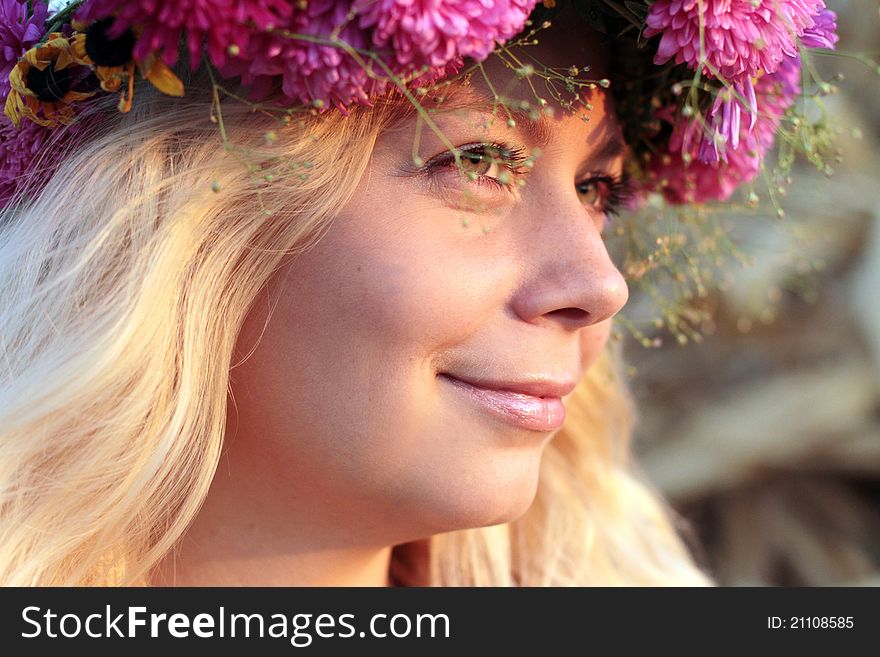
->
[460,151,493,176]
[422,142,529,191]
[574,174,630,218]
[576,179,602,206]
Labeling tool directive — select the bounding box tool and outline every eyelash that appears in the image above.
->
[579,171,632,219]
[422,141,631,218]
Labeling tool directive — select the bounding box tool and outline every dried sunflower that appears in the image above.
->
[4,32,95,128]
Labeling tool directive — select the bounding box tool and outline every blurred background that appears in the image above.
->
[623,0,880,586]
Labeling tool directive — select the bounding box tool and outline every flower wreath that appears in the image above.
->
[0,0,855,345]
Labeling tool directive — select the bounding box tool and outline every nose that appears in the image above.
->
[509,202,629,331]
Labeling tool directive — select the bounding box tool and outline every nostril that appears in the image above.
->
[549,307,590,324]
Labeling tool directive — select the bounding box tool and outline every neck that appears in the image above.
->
[147,451,395,586]
[149,531,393,586]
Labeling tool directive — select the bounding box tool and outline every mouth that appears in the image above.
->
[438,373,570,432]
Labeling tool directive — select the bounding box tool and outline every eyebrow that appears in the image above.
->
[424,86,627,162]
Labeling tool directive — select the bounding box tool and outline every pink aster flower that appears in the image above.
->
[216,0,389,112]
[353,0,538,69]
[693,78,758,164]
[272,0,387,110]
[643,55,802,204]
[676,2,837,167]
[801,8,839,49]
[756,51,802,120]
[75,0,535,113]
[76,0,293,69]
[0,114,87,208]
[218,0,467,113]
[1,0,49,100]
[645,0,823,84]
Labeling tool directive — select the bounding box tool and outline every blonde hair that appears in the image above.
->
[0,78,711,586]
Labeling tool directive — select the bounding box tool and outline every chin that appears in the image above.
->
[406,453,544,535]
[473,479,541,528]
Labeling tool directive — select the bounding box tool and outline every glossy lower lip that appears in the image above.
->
[439,374,566,432]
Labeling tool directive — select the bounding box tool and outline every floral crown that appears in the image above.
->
[0,0,851,345]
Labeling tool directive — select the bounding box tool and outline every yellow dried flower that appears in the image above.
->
[4,33,95,128]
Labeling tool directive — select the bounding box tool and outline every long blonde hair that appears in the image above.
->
[0,77,711,586]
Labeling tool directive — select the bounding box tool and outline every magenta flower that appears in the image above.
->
[681,2,838,167]
[216,0,389,112]
[643,55,802,204]
[269,0,387,111]
[0,114,87,208]
[645,0,823,84]
[76,0,293,69]
[78,0,535,112]
[642,128,760,205]
[756,51,802,122]
[353,0,538,69]
[801,8,839,49]
[0,0,49,100]
[218,0,472,112]
[696,78,757,164]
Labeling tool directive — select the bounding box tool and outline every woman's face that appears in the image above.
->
[227,23,629,544]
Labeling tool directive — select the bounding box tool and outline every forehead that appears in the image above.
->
[459,10,610,105]
[405,15,617,141]
[480,13,611,87]
[370,12,622,160]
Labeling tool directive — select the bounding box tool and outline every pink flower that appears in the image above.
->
[219,0,470,113]
[353,0,538,69]
[216,0,389,112]
[643,55,802,204]
[679,2,837,167]
[76,0,536,111]
[696,78,757,164]
[645,0,823,84]
[76,0,293,69]
[0,0,48,100]
[0,114,86,208]
[801,8,838,49]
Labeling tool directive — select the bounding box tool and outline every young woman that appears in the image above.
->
[0,0,837,585]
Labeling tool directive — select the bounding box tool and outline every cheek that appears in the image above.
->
[228,204,516,485]
[283,203,511,357]
[579,320,613,369]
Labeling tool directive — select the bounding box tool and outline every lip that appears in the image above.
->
[438,373,576,432]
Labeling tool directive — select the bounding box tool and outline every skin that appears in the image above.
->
[150,16,629,586]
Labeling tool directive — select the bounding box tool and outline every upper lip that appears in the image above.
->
[440,372,578,398]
